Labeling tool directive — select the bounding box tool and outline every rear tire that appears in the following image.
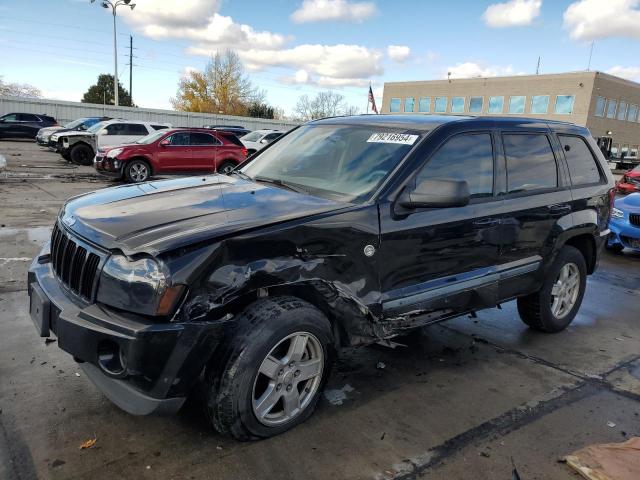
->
[204,296,334,440]
[124,159,151,183]
[517,246,587,333]
[217,160,237,174]
[69,144,94,165]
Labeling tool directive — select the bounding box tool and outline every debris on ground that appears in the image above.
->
[511,457,521,480]
[376,362,386,370]
[564,437,640,480]
[44,338,56,345]
[324,384,355,406]
[607,421,616,428]
[79,436,97,450]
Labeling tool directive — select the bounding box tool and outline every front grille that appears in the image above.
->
[630,213,640,228]
[51,222,101,300]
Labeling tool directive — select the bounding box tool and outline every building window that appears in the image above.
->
[451,96,465,113]
[469,96,483,113]
[508,96,526,114]
[621,145,629,159]
[554,95,574,114]
[611,144,619,158]
[390,98,401,113]
[418,97,430,113]
[628,104,638,122]
[630,146,638,158]
[434,96,448,113]
[488,96,504,114]
[606,99,617,118]
[404,97,415,113]
[617,101,628,121]
[594,96,606,117]
[530,95,549,114]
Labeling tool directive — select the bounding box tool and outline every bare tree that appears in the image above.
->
[171,50,265,116]
[0,77,42,98]
[294,91,360,121]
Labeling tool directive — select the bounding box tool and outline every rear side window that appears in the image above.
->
[417,133,494,198]
[558,135,601,186]
[503,133,557,193]
[263,133,282,141]
[190,132,219,145]
[125,124,149,135]
[218,133,243,147]
[152,125,168,130]
[19,114,40,121]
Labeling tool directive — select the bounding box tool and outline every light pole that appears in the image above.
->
[91,0,135,107]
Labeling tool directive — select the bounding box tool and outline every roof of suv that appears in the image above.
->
[311,114,581,132]
[101,119,170,127]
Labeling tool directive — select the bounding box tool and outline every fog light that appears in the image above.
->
[97,340,127,377]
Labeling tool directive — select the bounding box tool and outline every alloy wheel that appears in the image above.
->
[550,262,580,319]
[252,332,324,427]
[130,163,148,182]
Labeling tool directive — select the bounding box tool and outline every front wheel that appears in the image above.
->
[69,144,94,165]
[204,296,334,440]
[124,160,151,183]
[517,245,587,333]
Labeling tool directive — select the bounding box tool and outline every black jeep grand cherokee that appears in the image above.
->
[28,115,614,440]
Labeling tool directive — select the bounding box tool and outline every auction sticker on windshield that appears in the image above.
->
[366,133,419,145]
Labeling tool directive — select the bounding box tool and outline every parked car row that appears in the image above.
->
[0,112,58,139]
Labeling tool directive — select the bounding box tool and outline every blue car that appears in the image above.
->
[608,193,640,252]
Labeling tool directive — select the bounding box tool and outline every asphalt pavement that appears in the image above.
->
[1,140,639,480]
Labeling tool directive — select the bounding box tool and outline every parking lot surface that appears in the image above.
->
[1,140,640,480]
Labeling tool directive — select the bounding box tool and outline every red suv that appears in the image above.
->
[94,128,247,183]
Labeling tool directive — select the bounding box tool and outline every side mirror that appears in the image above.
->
[260,138,268,144]
[398,178,470,210]
[159,139,170,147]
[78,125,87,131]
[97,129,107,135]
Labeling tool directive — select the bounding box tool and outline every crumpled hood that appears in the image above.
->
[61,175,345,255]
[39,126,63,136]
[58,130,94,139]
[615,193,640,214]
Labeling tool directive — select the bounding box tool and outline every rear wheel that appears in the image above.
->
[217,160,236,174]
[69,144,94,165]
[124,160,151,183]
[204,296,334,440]
[517,246,587,333]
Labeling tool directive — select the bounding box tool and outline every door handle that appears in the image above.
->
[473,218,500,227]
[548,204,571,215]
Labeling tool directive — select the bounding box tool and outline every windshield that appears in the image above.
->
[87,121,108,133]
[242,131,263,142]
[135,129,169,144]
[241,124,421,203]
[64,118,86,129]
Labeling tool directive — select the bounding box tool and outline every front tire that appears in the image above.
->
[204,296,334,440]
[517,246,587,333]
[124,159,151,183]
[69,144,94,165]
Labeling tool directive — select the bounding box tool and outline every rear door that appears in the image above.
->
[157,131,192,171]
[497,129,573,300]
[378,130,502,321]
[18,114,42,137]
[189,132,220,172]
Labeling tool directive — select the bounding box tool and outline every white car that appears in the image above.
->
[94,120,171,149]
[240,129,284,155]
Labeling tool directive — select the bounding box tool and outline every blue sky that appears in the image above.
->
[1,0,639,116]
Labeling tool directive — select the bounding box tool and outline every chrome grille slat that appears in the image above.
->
[50,222,102,301]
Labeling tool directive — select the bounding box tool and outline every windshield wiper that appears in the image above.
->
[230,170,251,180]
[252,175,308,194]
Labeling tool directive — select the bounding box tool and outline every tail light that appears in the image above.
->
[241,147,248,157]
[607,188,616,221]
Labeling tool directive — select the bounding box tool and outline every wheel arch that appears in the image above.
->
[127,156,154,175]
[561,232,598,274]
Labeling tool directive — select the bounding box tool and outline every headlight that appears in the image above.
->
[97,255,185,316]
[611,207,624,219]
[107,148,124,158]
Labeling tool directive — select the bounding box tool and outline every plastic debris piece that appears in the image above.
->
[376,362,386,369]
[79,437,97,450]
[565,437,640,480]
[607,421,616,428]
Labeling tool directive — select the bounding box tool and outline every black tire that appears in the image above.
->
[204,296,334,440]
[124,159,151,183]
[217,160,237,174]
[69,144,94,165]
[517,245,587,333]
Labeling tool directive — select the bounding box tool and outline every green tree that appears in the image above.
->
[247,102,275,119]
[81,74,134,107]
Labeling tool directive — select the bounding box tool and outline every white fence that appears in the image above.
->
[0,96,299,131]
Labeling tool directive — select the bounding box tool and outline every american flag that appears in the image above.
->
[368,85,378,114]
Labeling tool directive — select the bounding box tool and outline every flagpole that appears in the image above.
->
[367,82,370,114]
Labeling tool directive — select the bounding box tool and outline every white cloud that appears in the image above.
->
[122,0,382,87]
[563,0,640,41]
[290,0,377,23]
[446,62,517,79]
[120,0,220,29]
[606,65,640,82]
[387,45,411,63]
[483,0,541,27]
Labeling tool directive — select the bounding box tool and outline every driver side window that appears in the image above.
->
[416,133,494,198]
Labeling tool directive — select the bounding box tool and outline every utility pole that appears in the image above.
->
[536,56,541,75]
[129,35,133,106]
[587,41,595,71]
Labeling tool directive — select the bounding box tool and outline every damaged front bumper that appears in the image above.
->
[27,246,225,416]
